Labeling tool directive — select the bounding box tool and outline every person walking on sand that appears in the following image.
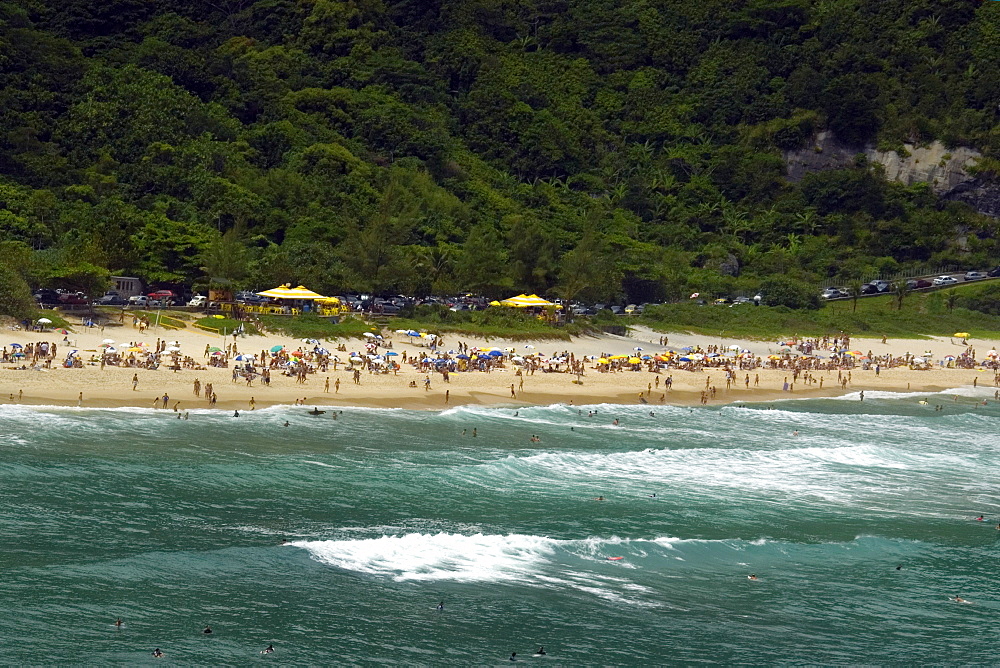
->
[335,378,340,393]
[132,374,139,392]
[445,390,449,404]
[78,392,83,407]
[510,384,516,398]
[324,377,330,393]
[249,397,256,410]
[193,378,201,397]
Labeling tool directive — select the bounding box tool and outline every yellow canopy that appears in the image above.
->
[499,293,556,308]
[954,332,969,338]
[256,284,328,300]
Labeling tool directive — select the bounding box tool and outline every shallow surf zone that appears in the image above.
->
[3,393,1000,663]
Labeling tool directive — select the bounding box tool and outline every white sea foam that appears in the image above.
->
[291,532,559,582]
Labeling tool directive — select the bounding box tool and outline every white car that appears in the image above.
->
[933,275,958,286]
[128,295,149,306]
[187,295,207,307]
[964,271,986,281]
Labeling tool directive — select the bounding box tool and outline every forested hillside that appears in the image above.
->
[2,0,1000,307]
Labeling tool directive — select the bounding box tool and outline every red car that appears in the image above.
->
[148,290,175,305]
[58,293,88,304]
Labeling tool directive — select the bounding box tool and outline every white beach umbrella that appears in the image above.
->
[102,338,115,344]
[36,318,52,324]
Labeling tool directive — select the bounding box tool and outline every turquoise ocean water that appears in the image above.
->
[2,388,1000,664]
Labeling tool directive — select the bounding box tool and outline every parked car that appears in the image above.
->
[624,303,638,314]
[187,295,207,307]
[609,305,624,315]
[821,287,844,300]
[95,295,125,306]
[34,289,60,304]
[861,283,880,295]
[871,280,891,292]
[987,266,1000,278]
[732,296,752,305]
[964,271,987,281]
[58,293,88,305]
[905,279,932,289]
[933,275,959,286]
[129,295,150,307]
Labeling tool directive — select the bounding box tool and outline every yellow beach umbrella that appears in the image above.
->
[954,332,969,338]
[628,357,641,363]
[257,284,328,300]
[597,358,609,364]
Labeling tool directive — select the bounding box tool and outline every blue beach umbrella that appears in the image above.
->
[270,345,284,353]
[487,350,504,357]
[456,354,470,360]
[9,343,22,348]
[385,351,399,356]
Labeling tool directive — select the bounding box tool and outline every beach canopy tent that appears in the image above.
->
[499,294,557,308]
[256,284,328,300]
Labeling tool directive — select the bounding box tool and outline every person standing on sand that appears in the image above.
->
[249,397,256,410]
[132,374,139,391]
[510,384,516,398]
[324,377,330,393]
[445,390,449,404]
[78,392,83,407]
[161,393,169,409]
[335,378,340,393]
[193,378,201,397]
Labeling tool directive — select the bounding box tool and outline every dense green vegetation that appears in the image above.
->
[2,0,1000,313]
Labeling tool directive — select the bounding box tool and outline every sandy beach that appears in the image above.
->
[0,318,995,412]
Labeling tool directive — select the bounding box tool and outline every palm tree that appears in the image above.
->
[944,289,958,312]
[893,280,909,310]
[848,280,863,312]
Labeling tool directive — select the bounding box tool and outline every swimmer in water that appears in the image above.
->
[748,574,758,580]
[233,410,240,417]
[976,515,985,521]
[595,496,604,501]
[437,601,444,611]
[896,565,902,570]
[115,617,123,628]
[203,626,212,634]
[283,421,290,427]
[953,595,967,603]
[535,647,546,655]
[649,493,657,498]
[261,644,274,654]
[509,652,517,661]
[152,648,164,658]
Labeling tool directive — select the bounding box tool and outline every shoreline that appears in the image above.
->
[0,379,985,413]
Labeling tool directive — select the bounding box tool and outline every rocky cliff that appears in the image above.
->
[785,132,1000,217]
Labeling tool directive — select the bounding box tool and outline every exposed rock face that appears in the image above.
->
[784,131,1000,217]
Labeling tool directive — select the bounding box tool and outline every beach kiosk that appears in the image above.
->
[256,284,328,314]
